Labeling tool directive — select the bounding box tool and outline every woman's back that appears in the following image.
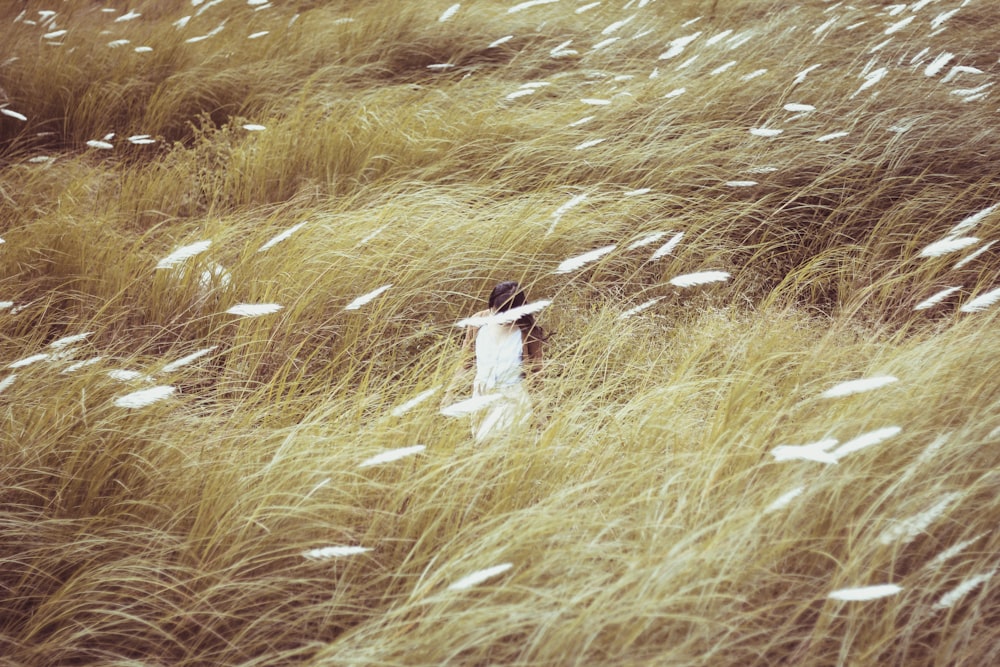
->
[474,322,523,393]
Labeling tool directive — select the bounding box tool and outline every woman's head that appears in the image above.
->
[486,281,547,343]
[488,281,526,312]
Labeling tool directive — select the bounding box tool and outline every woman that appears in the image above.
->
[460,281,546,441]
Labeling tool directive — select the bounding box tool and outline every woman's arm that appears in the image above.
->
[461,309,491,369]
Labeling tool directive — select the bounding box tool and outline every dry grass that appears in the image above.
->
[2,0,1000,664]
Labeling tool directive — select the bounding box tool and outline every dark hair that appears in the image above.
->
[488,281,547,343]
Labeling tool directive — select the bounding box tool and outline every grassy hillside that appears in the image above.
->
[1,0,999,664]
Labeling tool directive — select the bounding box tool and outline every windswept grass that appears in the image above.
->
[2,0,1000,664]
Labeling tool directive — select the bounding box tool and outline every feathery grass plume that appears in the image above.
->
[162,346,218,373]
[626,232,666,251]
[576,2,600,13]
[0,301,12,309]
[930,9,960,30]
[448,563,514,590]
[927,534,986,570]
[750,128,783,137]
[389,386,441,417]
[934,570,996,610]
[86,140,114,150]
[488,35,514,48]
[915,286,962,310]
[62,356,103,374]
[793,64,821,84]
[555,245,616,274]
[344,284,392,311]
[225,303,283,317]
[506,89,535,100]
[831,426,902,460]
[43,29,68,39]
[115,10,141,22]
[302,546,371,560]
[815,131,849,142]
[248,31,269,39]
[829,584,902,601]
[550,39,577,57]
[549,193,587,233]
[853,67,888,97]
[784,103,815,112]
[710,61,737,76]
[8,353,50,369]
[1,109,28,121]
[155,240,211,269]
[913,433,950,468]
[884,16,913,34]
[455,300,551,328]
[959,287,1000,313]
[128,134,155,144]
[741,69,767,81]
[675,55,699,71]
[602,15,635,35]
[49,332,93,349]
[764,486,805,513]
[878,492,962,546]
[242,123,266,131]
[942,65,983,84]
[725,180,758,187]
[919,236,980,258]
[108,39,131,48]
[591,37,620,51]
[664,87,686,99]
[619,297,663,319]
[623,188,651,196]
[574,138,607,150]
[771,438,839,464]
[953,240,995,270]
[649,232,684,261]
[948,203,999,237]
[552,193,587,218]
[359,445,426,468]
[439,4,460,22]
[820,375,898,398]
[812,17,836,38]
[440,393,503,417]
[508,0,557,13]
[0,374,15,394]
[669,271,730,288]
[567,116,594,127]
[257,222,307,252]
[706,29,734,46]
[108,370,150,382]
[356,224,388,247]
[658,31,701,60]
[114,385,176,409]
[581,98,611,106]
[924,52,954,76]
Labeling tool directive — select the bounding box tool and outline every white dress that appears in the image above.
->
[472,322,532,441]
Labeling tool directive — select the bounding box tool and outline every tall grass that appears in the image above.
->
[2,0,999,664]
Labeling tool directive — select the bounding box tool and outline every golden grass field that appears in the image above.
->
[1,0,999,664]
